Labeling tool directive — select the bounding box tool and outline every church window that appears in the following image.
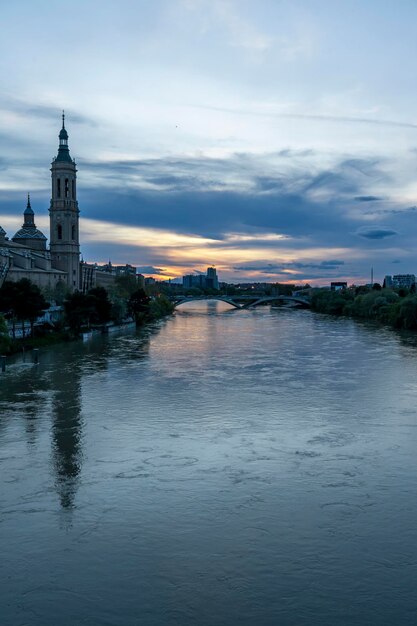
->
[72,225,75,240]
[65,179,69,198]
[57,224,62,240]
[72,180,75,198]
[57,179,61,198]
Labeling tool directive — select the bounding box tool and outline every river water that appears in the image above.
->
[1,303,417,625]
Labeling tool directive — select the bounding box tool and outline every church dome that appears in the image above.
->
[12,195,47,251]
[12,227,47,241]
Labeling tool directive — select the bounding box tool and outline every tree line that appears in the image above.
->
[0,275,174,353]
[310,284,417,330]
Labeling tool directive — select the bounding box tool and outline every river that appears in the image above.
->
[1,303,417,625]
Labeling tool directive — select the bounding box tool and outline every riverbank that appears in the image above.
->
[310,286,417,330]
[5,331,73,355]
[1,294,175,356]
[133,293,175,326]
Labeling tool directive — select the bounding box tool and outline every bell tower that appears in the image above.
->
[49,112,80,290]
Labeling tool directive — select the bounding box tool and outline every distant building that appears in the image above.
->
[145,277,156,285]
[97,262,137,277]
[114,264,136,276]
[384,275,393,288]
[183,267,220,290]
[182,274,191,289]
[183,274,201,289]
[137,274,145,288]
[330,282,348,291]
[80,261,116,292]
[205,266,219,290]
[392,274,415,289]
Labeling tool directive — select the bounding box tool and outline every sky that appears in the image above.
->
[1,0,417,284]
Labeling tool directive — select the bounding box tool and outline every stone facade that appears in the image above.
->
[0,197,67,289]
[0,115,116,293]
[49,113,80,291]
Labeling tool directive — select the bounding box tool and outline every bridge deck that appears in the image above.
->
[173,295,310,309]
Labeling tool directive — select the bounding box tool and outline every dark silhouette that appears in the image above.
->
[0,278,48,337]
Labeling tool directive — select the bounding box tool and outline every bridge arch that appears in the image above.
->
[241,295,310,308]
[172,295,310,310]
[173,296,242,309]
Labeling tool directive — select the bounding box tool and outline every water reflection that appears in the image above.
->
[50,360,83,510]
[0,326,156,514]
[0,363,48,447]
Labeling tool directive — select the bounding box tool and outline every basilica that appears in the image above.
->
[0,115,114,292]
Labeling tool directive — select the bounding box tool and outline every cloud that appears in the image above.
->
[354,195,382,202]
[190,103,417,131]
[78,151,385,201]
[0,96,97,127]
[364,205,417,216]
[136,265,166,274]
[0,144,411,287]
[0,119,415,285]
[182,0,273,53]
[356,227,398,240]
[62,151,387,248]
[320,260,345,267]
[234,260,345,273]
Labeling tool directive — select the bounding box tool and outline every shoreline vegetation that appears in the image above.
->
[0,276,174,356]
[310,284,417,330]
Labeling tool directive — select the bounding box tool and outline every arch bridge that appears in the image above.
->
[172,295,310,310]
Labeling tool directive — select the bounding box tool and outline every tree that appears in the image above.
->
[185,287,203,296]
[128,289,150,320]
[148,294,175,319]
[275,283,295,296]
[64,291,96,333]
[112,274,139,299]
[43,279,69,305]
[393,295,417,329]
[88,287,112,324]
[310,289,354,315]
[64,287,112,333]
[0,279,48,337]
[110,297,127,324]
[0,281,19,338]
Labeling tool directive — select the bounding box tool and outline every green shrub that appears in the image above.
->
[311,289,354,315]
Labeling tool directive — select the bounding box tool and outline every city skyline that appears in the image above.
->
[2,1,417,284]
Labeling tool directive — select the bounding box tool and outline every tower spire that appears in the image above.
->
[23,193,35,226]
[56,111,72,162]
[50,113,80,290]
